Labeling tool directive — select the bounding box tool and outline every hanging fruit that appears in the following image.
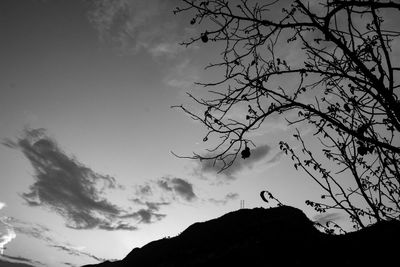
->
[201,32,209,43]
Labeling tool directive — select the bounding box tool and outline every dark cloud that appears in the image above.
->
[122,209,166,224]
[157,177,197,201]
[122,200,168,224]
[195,144,272,179]
[157,180,173,192]
[0,259,34,267]
[144,201,169,211]
[3,129,135,231]
[209,193,239,205]
[226,193,239,200]
[0,255,43,267]
[135,184,153,196]
[0,259,35,267]
[3,129,196,233]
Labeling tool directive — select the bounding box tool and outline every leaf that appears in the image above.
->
[260,191,269,203]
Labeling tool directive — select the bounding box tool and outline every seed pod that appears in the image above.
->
[201,32,209,43]
[241,147,250,159]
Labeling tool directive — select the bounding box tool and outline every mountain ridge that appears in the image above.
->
[82,205,399,267]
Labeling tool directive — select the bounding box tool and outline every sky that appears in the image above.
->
[0,1,354,266]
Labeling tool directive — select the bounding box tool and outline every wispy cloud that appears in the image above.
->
[266,150,284,164]
[6,216,107,264]
[11,219,52,244]
[3,128,136,231]
[49,244,107,263]
[208,193,239,205]
[194,144,273,180]
[164,58,200,91]
[87,0,186,57]
[0,255,42,267]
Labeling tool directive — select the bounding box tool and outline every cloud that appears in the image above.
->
[123,200,169,224]
[132,177,197,204]
[49,244,106,263]
[0,223,16,255]
[266,151,284,164]
[195,144,272,180]
[122,209,166,224]
[0,256,40,267]
[164,59,200,91]
[130,199,170,211]
[11,220,52,244]
[87,0,185,57]
[0,204,16,255]
[157,177,197,201]
[208,193,239,205]
[3,128,197,233]
[6,216,108,263]
[135,184,153,196]
[3,128,135,231]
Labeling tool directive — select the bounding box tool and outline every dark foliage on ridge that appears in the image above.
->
[82,206,399,267]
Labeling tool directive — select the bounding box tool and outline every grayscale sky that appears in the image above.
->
[0,1,349,266]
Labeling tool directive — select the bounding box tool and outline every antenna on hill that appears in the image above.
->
[240,200,245,209]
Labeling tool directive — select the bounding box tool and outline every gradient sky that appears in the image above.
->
[0,1,349,266]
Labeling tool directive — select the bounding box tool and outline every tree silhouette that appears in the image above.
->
[173,0,400,229]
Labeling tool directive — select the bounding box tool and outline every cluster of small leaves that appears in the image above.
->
[283,120,400,228]
[314,220,347,235]
[305,200,326,213]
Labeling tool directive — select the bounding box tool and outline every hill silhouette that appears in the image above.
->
[82,205,399,267]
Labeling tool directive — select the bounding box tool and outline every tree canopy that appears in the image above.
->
[174,0,400,230]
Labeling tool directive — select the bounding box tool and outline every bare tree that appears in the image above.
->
[173,0,400,229]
